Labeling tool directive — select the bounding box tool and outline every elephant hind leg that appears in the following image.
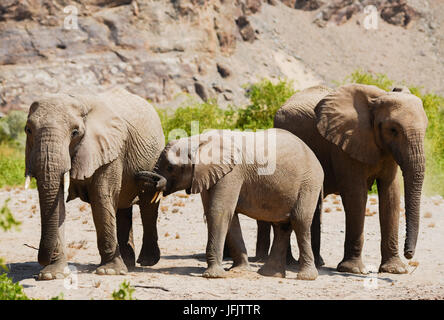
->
[226,213,250,271]
[291,194,319,280]
[258,222,291,278]
[117,206,135,269]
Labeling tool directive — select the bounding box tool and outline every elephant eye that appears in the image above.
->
[24,126,32,135]
[390,127,398,137]
[71,128,80,138]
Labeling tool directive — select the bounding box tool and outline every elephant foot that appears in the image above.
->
[257,263,285,278]
[379,257,407,274]
[315,255,325,268]
[297,266,318,280]
[203,265,227,278]
[229,261,251,272]
[37,258,69,281]
[337,258,368,274]
[286,254,298,266]
[137,244,160,267]
[96,256,127,275]
[250,255,268,263]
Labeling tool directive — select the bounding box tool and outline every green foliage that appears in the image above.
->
[0,198,21,232]
[0,110,27,149]
[50,293,65,300]
[0,273,29,300]
[0,143,33,189]
[341,69,394,91]
[112,280,136,300]
[157,98,235,142]
[234,79,295,130]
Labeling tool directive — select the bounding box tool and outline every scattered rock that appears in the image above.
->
[216,63,231,78]
[236,15,256,42]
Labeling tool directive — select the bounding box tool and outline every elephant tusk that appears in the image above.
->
[63,171,70,194]
[25,175,31,190]
[155,191,163,203]
[151,191,159,204]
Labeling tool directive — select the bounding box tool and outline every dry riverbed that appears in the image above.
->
[1,187,443,300]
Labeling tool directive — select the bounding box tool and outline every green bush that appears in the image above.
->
[112,280,135,300]
[234,79,295,130]
[0,273,29,300]
[0,143,29,189]
[157,98,235,143]
[0,110,27,149]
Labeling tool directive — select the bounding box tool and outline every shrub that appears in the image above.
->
[0,143,29,189]
[112,280,135,300]
[234,79,295,130]
[0,274,29,300]
[0,110,27,149]
[158,97,238,143]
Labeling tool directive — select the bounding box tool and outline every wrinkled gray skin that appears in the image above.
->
[25,88,164,280]
[257,84,428,274]
[137,129,324,280]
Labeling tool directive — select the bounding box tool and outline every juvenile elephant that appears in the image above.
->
[137,129,324,280]
[24,87,165,280]
[257,84,428,274]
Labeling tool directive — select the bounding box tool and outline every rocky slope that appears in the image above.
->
[0,0,443,113]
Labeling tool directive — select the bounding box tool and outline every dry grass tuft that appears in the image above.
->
[408,261,419,267]
[424,212,432,218]
[173,201,185,207]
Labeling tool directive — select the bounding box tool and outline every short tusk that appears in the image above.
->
[151,191,159,204]
[155,191,163,203]
[63,171,70,194]
[25,175,31,190]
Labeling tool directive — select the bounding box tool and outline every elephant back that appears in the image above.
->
[274,85,332,142]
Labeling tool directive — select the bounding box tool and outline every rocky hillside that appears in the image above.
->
[0,0,443,112]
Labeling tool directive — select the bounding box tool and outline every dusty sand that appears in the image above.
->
[1,187,443,300]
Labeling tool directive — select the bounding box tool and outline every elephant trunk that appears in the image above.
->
[34,129,70,266]
[400,137,425,260]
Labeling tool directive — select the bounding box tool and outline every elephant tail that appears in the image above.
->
[311,187,324,267]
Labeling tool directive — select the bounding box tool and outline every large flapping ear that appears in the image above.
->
[315,84,386,165]
[190,131,241,194]
[70,95,127,180]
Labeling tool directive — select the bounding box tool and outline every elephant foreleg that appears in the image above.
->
[201,178,241,279]
[377,175,407,274]
[337,182,368,274]
[89,162,127,275]
[116,206,135,269]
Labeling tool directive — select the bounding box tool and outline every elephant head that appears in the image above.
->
[25,93,127,266]
[315,84,428,260]
[138,131,238,197]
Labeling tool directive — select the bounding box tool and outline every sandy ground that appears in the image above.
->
[1,187,443,300]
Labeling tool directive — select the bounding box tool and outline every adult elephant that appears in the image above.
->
[24,87,165,280]
[257,84,428,274]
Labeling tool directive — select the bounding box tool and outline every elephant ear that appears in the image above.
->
[315,84,386,165]
[190,132,240,194]
[70,97,127,180]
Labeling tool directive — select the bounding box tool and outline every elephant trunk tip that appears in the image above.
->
[38,250,51,267]
[404,249,414,260]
